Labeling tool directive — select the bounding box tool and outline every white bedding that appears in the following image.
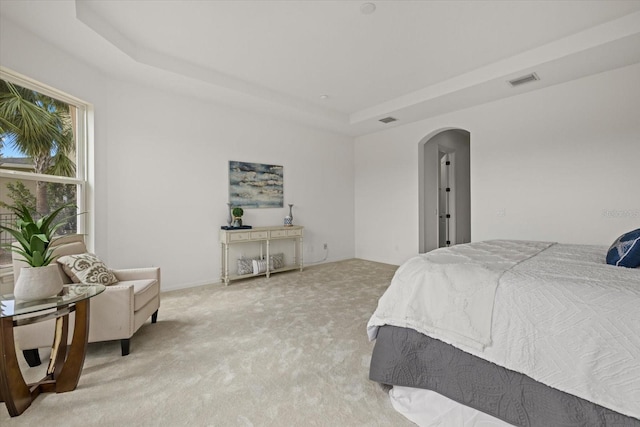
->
[389,386,513,427]
[367,240,553,349]
[368,241,640,420]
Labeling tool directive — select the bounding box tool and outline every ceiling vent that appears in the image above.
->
[379,116,398,124]
[508,73,539,87]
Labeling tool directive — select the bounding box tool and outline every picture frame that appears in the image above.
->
[229,161,284,208]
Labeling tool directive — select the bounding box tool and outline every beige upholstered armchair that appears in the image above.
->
[11,234,160,366]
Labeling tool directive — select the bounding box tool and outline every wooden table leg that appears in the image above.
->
[56,299,89,393]
[47,314,69,379]
[0,316,32,417]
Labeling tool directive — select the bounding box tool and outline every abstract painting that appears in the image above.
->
[229,161,284,208]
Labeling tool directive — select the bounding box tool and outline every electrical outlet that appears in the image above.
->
[323,243,328,250]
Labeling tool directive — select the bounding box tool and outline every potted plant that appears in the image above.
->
[232,207,244,227]
[0,203,74,301]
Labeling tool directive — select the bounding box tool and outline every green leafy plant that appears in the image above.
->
[0,203,74,267]
[232,207,244,218]
[0,181,36,212]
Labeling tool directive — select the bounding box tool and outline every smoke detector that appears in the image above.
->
[360,3,376,15]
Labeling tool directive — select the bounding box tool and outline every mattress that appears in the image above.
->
[368,240,640,423]
[370,325,640,427]
[389,386,512,427]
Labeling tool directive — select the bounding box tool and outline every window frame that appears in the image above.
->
[0,67,93,275]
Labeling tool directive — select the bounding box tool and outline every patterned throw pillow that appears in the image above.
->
[606,228,640,268]
[269,253,285,270]
[237,257,254,275]
[56,253,119,285]
[237,256,262,275]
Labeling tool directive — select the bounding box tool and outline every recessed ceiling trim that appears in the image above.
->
[62,2,640,134]
[350,10,640,125]
[74,0,348,126]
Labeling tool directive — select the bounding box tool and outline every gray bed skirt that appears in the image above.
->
[369,325,640,427]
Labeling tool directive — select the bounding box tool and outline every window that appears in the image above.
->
[0,68,90,272]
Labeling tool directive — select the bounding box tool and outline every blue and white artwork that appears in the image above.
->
[229,161,284,208]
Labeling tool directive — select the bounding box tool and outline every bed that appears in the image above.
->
[367,240,640,426]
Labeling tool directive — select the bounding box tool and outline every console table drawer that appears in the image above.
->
[270,229,287,238]
[287,229,302,237]
[250,231,268,239]
[229,232,250,242]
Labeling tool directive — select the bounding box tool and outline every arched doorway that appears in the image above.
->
[418,129,471,253]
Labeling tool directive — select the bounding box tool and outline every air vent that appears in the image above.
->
[379,116,397,124]
[508,73,539,87]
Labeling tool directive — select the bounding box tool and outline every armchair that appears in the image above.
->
[11,234,160,366]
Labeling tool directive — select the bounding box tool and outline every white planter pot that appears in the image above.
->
[13,264,64,301]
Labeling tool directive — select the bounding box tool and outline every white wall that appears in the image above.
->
[104,79,354,289]
[1,17,355,291]
[4,13,639,282]
[355,63,640,266]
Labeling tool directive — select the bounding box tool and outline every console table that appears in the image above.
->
[0,284,105,417]
[220,225,304,284]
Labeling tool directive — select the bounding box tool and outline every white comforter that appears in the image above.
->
[367,240,553,350]
[368,241,640,420]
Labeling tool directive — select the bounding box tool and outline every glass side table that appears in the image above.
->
[0,284,105,417]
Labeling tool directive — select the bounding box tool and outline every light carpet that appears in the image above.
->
[1,259,413,426]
